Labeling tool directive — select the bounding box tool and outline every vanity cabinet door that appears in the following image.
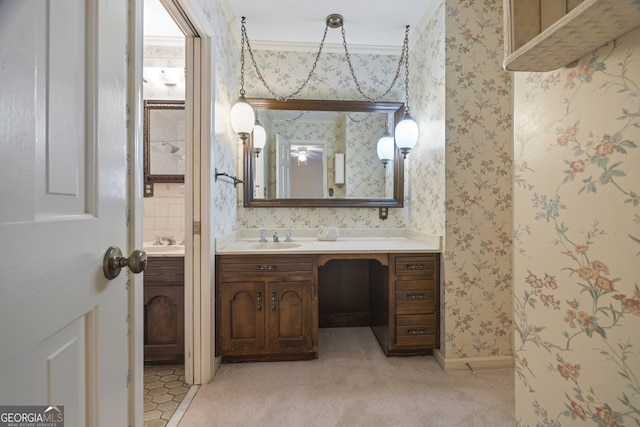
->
[218,281,266,354]
[267,281,314,350]
[144,256,185,363]
[216,254,318,362]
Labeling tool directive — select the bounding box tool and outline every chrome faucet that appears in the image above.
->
[285,230,293,242]
[162,236,176,245]
[273,232,279,242]
[259,230,267,242]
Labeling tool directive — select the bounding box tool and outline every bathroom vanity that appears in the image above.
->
[143,253,185,363]
[216,254,317,362]
[215,232,440,362]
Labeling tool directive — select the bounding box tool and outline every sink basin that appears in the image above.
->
[144,245,185,254]
[240,242,301,250]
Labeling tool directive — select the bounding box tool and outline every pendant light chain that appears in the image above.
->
[239,17,247,96]
[340,24,409,102]
[402,25,411,113]
[240,16,410,103]
[243,18,331,101]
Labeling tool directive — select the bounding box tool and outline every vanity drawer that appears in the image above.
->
[397,314,436,327]
[144,256,185,285]
[395,280,436,314]
[218,255,314,274]
[396,314,437,347]
[394,255,437,278]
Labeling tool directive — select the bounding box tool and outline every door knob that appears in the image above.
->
[103,246,147,280]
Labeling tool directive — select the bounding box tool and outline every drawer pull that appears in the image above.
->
[271,291,277,312]
[405,263,427,269]
[406,293,427,299]
[256,265,278,271]
[257,291,262,312]
[407,328,427,335]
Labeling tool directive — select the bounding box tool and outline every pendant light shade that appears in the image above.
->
[376,128,395,167]
[253,119,267,157]
[394,24,418,159]
[394,112,418,158]
[230,95,255,144]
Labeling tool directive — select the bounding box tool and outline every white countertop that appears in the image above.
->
[215,229,441,255]
[143,242,185,257]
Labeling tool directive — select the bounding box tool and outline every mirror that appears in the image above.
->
[144,100,186,186]
[244,98,405,208]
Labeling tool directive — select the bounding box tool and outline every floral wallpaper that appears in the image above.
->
[513,28,640,426]
[186,0,244,237]
[441,0,514,360]
[345,113,388,198]
[408,0,446,238]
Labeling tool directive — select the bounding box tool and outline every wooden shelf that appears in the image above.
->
[504,0,640,72]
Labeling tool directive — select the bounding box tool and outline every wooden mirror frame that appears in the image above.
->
[143,100,185,184]
[243,98,405,208]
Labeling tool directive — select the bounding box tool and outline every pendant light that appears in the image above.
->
[230,17,255,144]
[394,25,418,158]
[395,112,418,159]
[376,126,395,167]
[253,116,267,157]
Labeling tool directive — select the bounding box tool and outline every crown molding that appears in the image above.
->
[249,40,402,56]
[144,35,185,47]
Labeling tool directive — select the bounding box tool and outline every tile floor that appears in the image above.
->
[144,364,189,427]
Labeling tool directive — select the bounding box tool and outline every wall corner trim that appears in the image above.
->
[434,350,514,371]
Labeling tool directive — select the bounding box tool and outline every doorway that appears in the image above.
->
[140,0,198,424]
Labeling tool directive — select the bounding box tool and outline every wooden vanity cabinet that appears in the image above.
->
[144,256,185,364]
[385,253,440,356]
[216,251,439,361]
[216,255,318,362]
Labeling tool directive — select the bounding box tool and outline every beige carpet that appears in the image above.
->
[179,327,515,427]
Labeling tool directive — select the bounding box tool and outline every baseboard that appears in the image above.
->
[212,356,222,377]
[433,349,514,371]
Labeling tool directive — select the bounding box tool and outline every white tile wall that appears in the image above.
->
[143,183,185,243]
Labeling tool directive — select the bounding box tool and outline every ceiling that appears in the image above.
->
[144,0,435,51]
[144,0,184,41]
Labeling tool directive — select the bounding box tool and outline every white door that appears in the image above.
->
[276,134,291,198]
[255,150,265,198]
[0,0,131,425]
